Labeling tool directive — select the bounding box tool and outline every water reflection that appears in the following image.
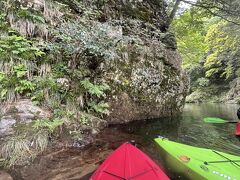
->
[121,103,240,155]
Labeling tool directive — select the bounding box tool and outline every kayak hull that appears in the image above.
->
[154,137,240,180]
[91,142,169,180]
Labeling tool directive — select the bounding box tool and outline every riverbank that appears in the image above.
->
[9,126,150,180]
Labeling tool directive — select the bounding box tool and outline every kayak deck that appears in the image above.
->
[91,142,170,180]
[155,137,240,180]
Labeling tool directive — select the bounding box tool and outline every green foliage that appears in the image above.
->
[196,78,209,87]
[0,0,117,168]
[79,79,110,116]
[17,8,45,23]
[31,90,45,105]
[81,79,110,98]
[53,63,70,77]
[15,80,35,93]
[185,64,204,83]
[30,76,59,105]
[171,9,208,67]
[14,64,27,78]
[79,114,90,125]
[0,35,45,61]
[87,101,110,115]
[51,20,126,63]
[186,89,208,103]
[204,21,240,81]
[0,64,36,100]
[13,64,35,94]
[175,6,240,101]
[0,13,8,32]
[33,118,64,133]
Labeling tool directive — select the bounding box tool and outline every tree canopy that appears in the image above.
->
[170,0,240,103]
[167,0,240,25]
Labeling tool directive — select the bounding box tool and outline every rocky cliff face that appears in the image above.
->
[96,1,189,123]
[225,78,240,103]
[1,0,188,123]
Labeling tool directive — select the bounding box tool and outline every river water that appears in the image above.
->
[12,103,240,179]
[122,103,240,155]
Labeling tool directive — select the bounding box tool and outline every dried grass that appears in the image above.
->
[0,130,49,167]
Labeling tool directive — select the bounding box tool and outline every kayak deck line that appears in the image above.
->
[204,160,240,165]
[103,171,126,179]
[126,168,159,180]
[103,167,159,180]
[212,150,240,167]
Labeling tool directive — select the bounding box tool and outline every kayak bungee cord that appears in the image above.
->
[205,150,240,167]
[204,160,240,165]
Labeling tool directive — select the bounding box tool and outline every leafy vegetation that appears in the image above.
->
[172,4,240,103]
[0,0,114,167]
[33,118,64,133]
[0,0,111,116]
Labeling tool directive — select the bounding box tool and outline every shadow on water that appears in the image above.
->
[11,103,240,179]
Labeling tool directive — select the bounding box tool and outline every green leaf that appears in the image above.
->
[33,118,64,133]
[12,50,20,54]
[0,72,5,82]
[0,89,7,98]
[88,101,110,115]
[35,50,45,57]
[80,79,109,97]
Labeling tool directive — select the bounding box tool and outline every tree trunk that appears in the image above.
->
[169,0,181,24]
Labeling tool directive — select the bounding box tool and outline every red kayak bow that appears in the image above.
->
[91,142,169,180]
[235,122,240,136]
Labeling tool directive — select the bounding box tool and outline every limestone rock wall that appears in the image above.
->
[97,1,189,123]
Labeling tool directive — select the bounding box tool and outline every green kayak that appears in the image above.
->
[154,137,240,180]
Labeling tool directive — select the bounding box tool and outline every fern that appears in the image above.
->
[88,101,110,115]
[0,89,7,99]
[81,79,110,98]
[79,114,90,125]
[33,118,64,133]
[14,64,27,78]
[0,72,5,82]
[17,8,45,23]
[15,80,35,93]
[31,90,45,105]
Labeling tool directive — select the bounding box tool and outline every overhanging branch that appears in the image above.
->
[180,0,240,26]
